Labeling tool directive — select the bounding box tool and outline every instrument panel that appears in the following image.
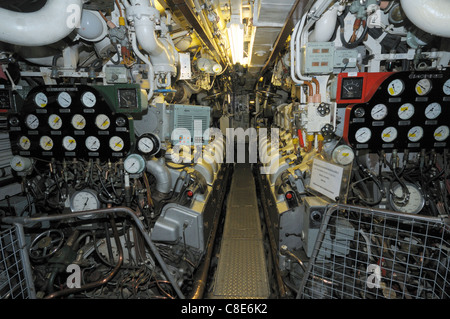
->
[343,70,450,152]
[8,85,134,160]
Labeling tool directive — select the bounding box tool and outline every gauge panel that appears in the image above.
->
[343,70,450,151]
[8,85,134,160]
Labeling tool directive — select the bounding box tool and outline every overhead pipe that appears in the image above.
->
[0,0,83,47]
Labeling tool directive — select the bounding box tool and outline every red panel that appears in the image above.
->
[336,72,393,104]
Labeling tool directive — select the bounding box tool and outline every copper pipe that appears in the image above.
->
[44,216,123,299]
[303,81,313,97]
[311,77,320,95]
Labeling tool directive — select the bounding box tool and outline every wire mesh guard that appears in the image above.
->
[0,225,34,299]
[298,205,450,299]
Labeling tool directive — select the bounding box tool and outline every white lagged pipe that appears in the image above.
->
[0,0,83,46]
[400,0,450,38]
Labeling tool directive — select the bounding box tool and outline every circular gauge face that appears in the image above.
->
[124,154,146,174]
[18,136,31,150]
[415,78,432,96]
[71,114,86,130]
[398,103,415,120]
[137,136,154,154]
[9,116,19,127]
[57,92,72,108]
[109,136,124,152]
[381,126,397,143]
[425,102,441,119]
[70,189,100,212]
[34,92,48,108]
[115,116,127,127]
[39,136,54,151]
[353,107,365,118]
[48,114,62,130]
[10,155,32,172]
[434,125,450,142]
[95,114,111,130]
[407,126,424,142]
[25,114,39,130]
[390,182,425,214]
[332,145,355,166]
[81,91,97,108]
[85,136,100,151]
[62,136,77,151]
[355,127,372,144]
[443,79,450,95]
[371,104,388,120]
[387,79,404,96]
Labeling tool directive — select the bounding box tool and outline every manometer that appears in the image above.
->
[25,114,39,130]
[70,189,100,212]
[398,103,414,120]
[371,104,388,120]
[62,136,77,151]
[331,144,355,166]
[71,114,86,130]
[389,182,425,214]
[85,136,100,151]
[355,127,372,144]
[434,125,450,142]
[48,114,63,130]
[137,133,161,156]
[387,79,404,96]
[34,92,48,108]
[57,92,72,108]
[443,79,450,95]
[425,102,441,119]
[95,114,111,130]
[39,136,54,151]
[407,126,424,142]
[381,127,397,143]
[109,136,124,152]
[124,153,146,174]
[18,136,31,150]
[10,155,32,172]
[81,91,96,108]
[415,78,432,96]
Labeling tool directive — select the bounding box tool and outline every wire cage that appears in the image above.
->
[0,224,36,299]
[297,204,450,299]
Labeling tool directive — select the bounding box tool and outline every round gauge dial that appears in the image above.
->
[109,136,124,152]
[353,107,365,118]
[39,136,54,151]
[371,104,388,120]
[70,189,100,212]
[18,136,31,150]
[407,126,424,142]
[415,78,432,96]
[62,136,77,151]
[48,114,62,130]
[387,79,404,96]
[425,102,441,119]
[34,92,48,108]
[25,114,39,130]
[434,125,450,142]
[332,145,355,166]
[355,127,372,144]
[57,92,72,108]
[137,133,161,155]
[443,79,450,95]
[85,136,100,151]
[10,155,32,172]
[389,182,425,214]
[81,91,97,108]
[124,154,146,174]
[71,114,86,130]
[381,126,397,143]
[95,114,111,130]
[398,103,415,120]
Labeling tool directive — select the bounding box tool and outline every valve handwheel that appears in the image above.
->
[29,229,64,260]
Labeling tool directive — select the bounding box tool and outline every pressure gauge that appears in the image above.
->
[137,133,161,156]
[62,136,77,151]
[415,78,432,96]
[81,91,96,108]
[34,92,48,108]
[387,79,404,96]
[109,136,124,152]
[48,114,62,130]
[95,114,110,130]
[425,102,441,119]
[10,155,32,172]
[71,114,86,130]
[70,189,100,212]
[389,182,425,214]
[332,145,355,166]
[355,127,372,144]
[381,126,397,143]
[18,136,31,151]
[57,92,72,108]
[124,154,146,174]
[85,136,100,151]
[407,126,424,142]
[443,79,450,95]
[25,114,39,130]
[398,103,415,120]
[39,136,54,151]
[371,104,388,120]
[434,125,450,142]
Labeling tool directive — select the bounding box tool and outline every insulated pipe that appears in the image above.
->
[308,2,338,42]
[146,157,172,194]
[0,0,83,46]
[400,0,450,38]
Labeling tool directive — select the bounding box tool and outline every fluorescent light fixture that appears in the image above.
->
[227,22,244,65]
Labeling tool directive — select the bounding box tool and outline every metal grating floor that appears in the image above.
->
[210,164,270,298]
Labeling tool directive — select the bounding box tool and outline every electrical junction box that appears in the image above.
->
[302,42,335,74]
[334,49,359,69]
[172,104,211,145]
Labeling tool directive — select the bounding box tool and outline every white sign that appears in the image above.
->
[309,158,344,200]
